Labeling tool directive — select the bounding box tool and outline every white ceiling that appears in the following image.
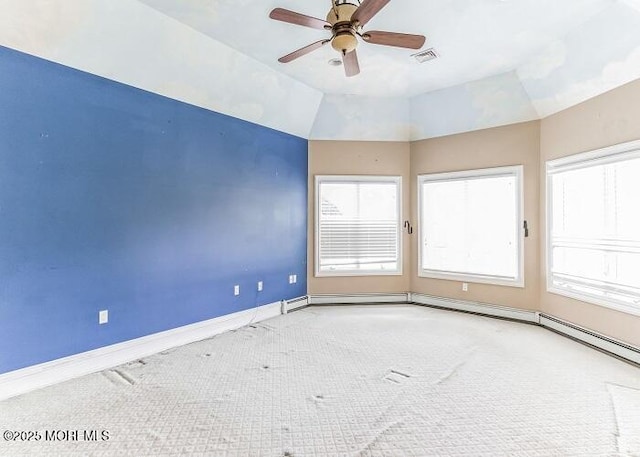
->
[1,0,640,141]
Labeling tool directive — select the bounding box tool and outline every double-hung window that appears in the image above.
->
[418,166,524,287]
[315,176,402,276]
[547,140,640,316]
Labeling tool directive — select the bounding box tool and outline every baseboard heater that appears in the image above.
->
[308,293,410,305]
[411,293,640,366]
[310,292,640,366]
[285,296,309,312]
[2,293,638,401]
[409,292,539,324]
[539,313,640,366]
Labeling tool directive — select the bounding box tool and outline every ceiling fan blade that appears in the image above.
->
[269,8,331,30]
[362,31,425,49]
[343,50,360,77]
[351,0,391,27]
[278,40,330,63]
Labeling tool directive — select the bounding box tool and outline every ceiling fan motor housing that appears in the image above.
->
[326,1,359,25]
[327,2,360,53]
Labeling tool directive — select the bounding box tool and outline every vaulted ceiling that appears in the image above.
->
[2,0,640,141]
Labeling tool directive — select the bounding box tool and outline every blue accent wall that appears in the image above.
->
[0,46,308,374]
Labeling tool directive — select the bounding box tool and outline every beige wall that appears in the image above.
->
[410,122,540,311]
[308,141,411,295]
[308,79,640,347]
[540,78,640,347]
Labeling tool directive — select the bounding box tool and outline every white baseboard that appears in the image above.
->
[3,293,638,401]
[0,301,283,401]
[539,314,640,365]
[308,293,410,305]
[409,292,540,324]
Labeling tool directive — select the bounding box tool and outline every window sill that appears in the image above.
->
[315,270,403,278]
[547,285,640,317]
[419,270,524,288]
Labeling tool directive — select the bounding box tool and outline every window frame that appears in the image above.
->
[546,139,640,317]
[418,165,525,288]
[314,175,403,277]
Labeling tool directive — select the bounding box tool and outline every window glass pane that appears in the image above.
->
[616,251,640,289]
[614,159,640,241]
[420,170,520,282]
[552,246,607,282]
[551,167,606,240]
[549,151,640,313]
[317,179,399,275]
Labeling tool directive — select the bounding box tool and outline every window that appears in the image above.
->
[418,166,524,287]
[315,176,402,276]
[547,140,640,316]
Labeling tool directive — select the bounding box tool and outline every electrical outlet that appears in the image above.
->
[292,274,297,284]
[234,285,240,296]
[288,275,293,284]
[99,310,109,325]
[462,283,468,292]
[257,281,263,292]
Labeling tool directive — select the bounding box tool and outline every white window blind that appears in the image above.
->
[418,166,523,287]
[315,176,401,276]
[547,142,640,316]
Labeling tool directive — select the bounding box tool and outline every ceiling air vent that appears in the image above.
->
[412,48,439,63]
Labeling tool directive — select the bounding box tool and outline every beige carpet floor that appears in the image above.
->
[1,305,639,456]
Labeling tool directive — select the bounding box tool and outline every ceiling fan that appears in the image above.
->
[269,0,426,77]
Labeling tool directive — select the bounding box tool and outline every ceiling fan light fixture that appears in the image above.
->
[331,31,358,53]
